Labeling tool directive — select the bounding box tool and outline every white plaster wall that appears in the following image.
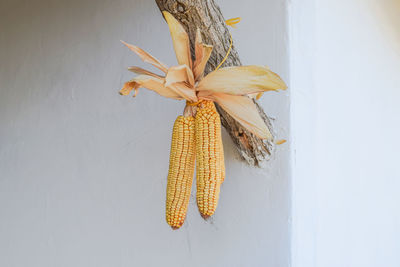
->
[0,0,290,266]
[290,0,400,266]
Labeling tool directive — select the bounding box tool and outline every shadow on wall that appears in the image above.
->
[375,0,400,48]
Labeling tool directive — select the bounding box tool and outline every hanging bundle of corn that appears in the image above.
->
[119,12,287,229]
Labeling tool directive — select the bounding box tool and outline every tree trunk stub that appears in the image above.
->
[155,0,274,166]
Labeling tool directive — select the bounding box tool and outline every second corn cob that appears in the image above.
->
[195,100,224,218]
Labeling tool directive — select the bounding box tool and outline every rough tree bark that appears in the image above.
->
[155,0,274,167]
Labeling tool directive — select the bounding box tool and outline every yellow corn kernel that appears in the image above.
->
[195,100,225,218]
[166,116,196,229]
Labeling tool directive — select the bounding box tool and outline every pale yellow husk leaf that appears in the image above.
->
[162,11,192,69]
[197,65,287,95]
[120,80,140,97]
[193,29,213,81]
[128,66,163,79]
[201,93,272,140]
[120,41,168,73]
[166,82,197,102]
[120,75,183,100]
[165,65,195,87]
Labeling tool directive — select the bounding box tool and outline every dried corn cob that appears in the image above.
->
[166,115,196,229]
[195,100,224,218]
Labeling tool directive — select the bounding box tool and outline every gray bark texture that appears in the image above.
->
[155,0,274,166]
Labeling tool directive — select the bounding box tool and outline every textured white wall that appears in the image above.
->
[0,0,290,266]
[290,0,400,266]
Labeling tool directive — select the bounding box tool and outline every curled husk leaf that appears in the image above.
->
[120,40,168,73]
[197,65,287,96]
[165,65,195,87]
[193,29,213,81]
[162,11,192,69]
